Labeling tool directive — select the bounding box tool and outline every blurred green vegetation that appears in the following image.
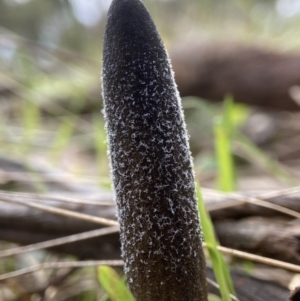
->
[0,0,298,193]
[2,0,300,53]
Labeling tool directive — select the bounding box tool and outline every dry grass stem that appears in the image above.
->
[206,278,240,301]
[0,226,119,258]
[0,260,124,281]
[0,195,118,226]
[202,188,300,218]
[214,245,300,273]
[0,190,114,206]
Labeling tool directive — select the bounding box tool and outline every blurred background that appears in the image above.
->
[0,0,300,300]
[1,0,300,189]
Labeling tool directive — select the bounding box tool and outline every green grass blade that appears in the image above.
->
[222,95,234,138]
[22,100,40,142]
[21,100,41,156]
[98,266,135,301]
[222,95,249,131]
[50,116,77,162]
[208,294,223,301]
[196,183,236,301]
[214,95,237,192]
[20,99,45,192]
[218,251,235,296]
[214,117,235,192]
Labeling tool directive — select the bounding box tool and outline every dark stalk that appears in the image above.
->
[102,0,208,300]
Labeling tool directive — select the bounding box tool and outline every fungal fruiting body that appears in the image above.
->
[102,0,208,300]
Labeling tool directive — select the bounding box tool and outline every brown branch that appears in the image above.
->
[215,217,300,264]
[0,155,299,265]
[1,190,300,265]
[206,268,289,301]
[170,42,300,111]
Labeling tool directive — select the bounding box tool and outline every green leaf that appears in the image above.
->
[196,183,236,301]
[98,266,135,301]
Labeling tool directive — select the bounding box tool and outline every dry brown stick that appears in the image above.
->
[217,245,300,273]
[2,219,300,273]
[0,154,299,218]
[203,189,300,219]
[0,185,299,263]
[171,42,300,111]
[0,187,300,222]
[215,217,300,264]
[0,188,299,237]
[0,228,121,260]
[0,260,124,281]
[0,264,291,301]
[205,268,289,301]
[0,226,119,258]
[1,262,288,301]
[0,195,118,226]
[0,190,114,206]
[1,245,299,284]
